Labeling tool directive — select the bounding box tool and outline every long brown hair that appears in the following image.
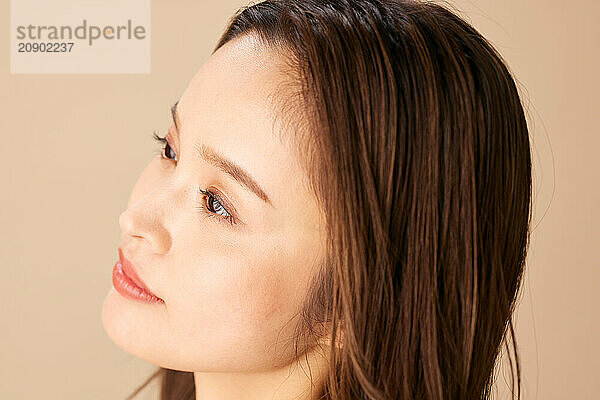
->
[125,1,532,399]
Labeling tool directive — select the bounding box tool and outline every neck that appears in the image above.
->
[193,343,330,400]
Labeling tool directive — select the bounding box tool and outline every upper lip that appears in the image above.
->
[118,247,162,299]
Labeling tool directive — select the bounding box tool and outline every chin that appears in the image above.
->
[101,288,166,364]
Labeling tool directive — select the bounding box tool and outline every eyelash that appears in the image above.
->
[151,131,236,226]
[198,188,236,225]
[152,131,177,161]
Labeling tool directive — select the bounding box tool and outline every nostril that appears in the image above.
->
[118,208,171,255]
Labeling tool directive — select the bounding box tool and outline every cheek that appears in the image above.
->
[179,253,301,342]
[166,241,309,369]
[233,263,295,330]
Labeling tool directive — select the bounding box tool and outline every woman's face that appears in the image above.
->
[101,34,327,372]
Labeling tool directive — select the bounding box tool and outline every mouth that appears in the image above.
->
[112,248,164,304]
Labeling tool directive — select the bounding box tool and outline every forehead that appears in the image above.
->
[183,34,285,110]
[178,33,287,130]
[176,34,309,209]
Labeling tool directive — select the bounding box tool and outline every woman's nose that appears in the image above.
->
[118,205,172,255]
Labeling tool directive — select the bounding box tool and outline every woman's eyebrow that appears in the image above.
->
[170,100,274,208]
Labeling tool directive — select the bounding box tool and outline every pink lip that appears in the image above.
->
[112,248,164,304]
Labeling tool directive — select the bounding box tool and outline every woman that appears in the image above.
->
[102,0,532,399]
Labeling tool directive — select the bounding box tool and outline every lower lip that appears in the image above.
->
[112,260,164,304]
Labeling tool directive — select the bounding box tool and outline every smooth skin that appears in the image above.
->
[102,33,332,400]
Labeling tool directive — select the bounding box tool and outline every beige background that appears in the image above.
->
[1,1,598,399]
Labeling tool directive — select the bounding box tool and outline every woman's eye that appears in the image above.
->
[152,132,236,226]
[162,141,178,162]
[152,132,178,162]
[199,188,235,225]
[207,195,228,216]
